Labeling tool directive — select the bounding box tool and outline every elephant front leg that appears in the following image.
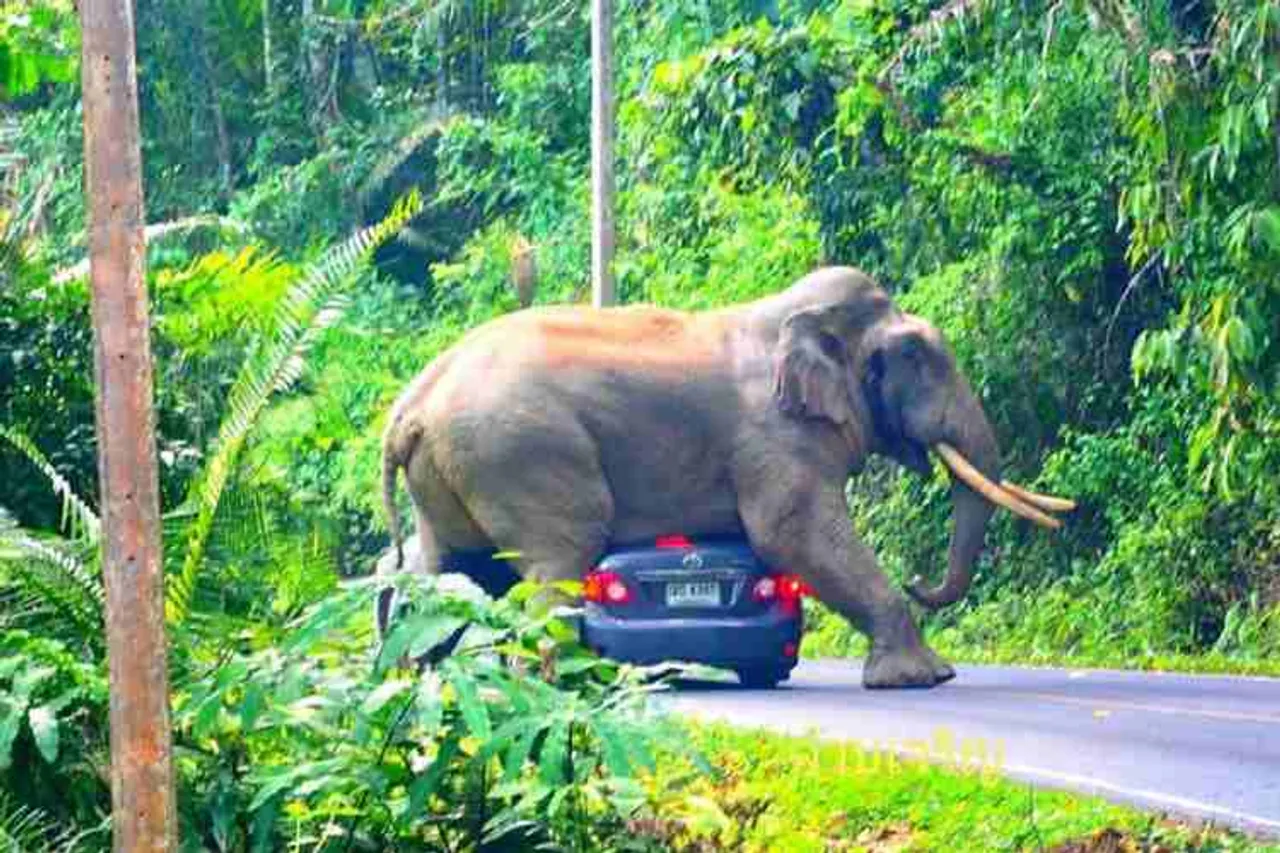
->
[740,482,954,689]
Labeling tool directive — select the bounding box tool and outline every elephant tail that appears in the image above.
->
[377,416,417,643]
[382,431,407,573]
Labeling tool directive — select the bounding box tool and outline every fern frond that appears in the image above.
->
[0,425,101,545]
[0,794,57,851]
[0,510,103,638]
[0,790,98,852]
[165,191,424,626]
[51,215,251,284]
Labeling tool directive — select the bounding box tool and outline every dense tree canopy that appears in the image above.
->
[1,0,1278,847]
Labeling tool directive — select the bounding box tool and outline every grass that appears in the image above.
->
[924,642,1280,679]
[801,602,1280,679]
[644,723,1279,852]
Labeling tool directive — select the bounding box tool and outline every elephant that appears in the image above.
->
[377,266,1073,688]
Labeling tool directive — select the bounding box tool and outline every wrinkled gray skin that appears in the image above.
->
[379,267,1000,688]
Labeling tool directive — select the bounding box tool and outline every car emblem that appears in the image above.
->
[682,551,704,570]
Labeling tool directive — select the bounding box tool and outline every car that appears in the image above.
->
[374,534,808,688]
[579,535,808,689]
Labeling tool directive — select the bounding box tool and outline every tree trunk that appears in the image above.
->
[301,0,327,126]
[190,0,233,197]
[590,0,616,307]
[78,0,178,848]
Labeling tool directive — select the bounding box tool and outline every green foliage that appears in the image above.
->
[0,631,107,829]
[166,191,423,627]
[6,0,1280,843]
[0,424,99,545]
[0,790,101,853]
[0,509,101,643]
[619,175,822,309]
[0,427,102,643]
[173,575,689,851]
[628,0,1280,668]
[0,2,77,99]
[656,723,1278,852]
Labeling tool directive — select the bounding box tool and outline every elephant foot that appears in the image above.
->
[863,642,955,689]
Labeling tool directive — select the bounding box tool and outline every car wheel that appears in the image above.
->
[737,668,782,689]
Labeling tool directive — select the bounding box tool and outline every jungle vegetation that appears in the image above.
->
[1,0,1278,847]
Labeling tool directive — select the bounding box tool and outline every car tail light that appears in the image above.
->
[583,570,633,605]
[655,534,694,549]
[778,574,813,601]
[752,573,812,606]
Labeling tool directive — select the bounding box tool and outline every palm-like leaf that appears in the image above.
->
[0,429,104,639]
[0,425,101,545]
[0,790,99,852]
[0,510,103,640]
[165,191,424,626]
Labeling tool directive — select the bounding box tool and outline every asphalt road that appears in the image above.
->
[660,659,1280,837]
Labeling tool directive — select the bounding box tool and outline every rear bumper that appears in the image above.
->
[581,606,802,671]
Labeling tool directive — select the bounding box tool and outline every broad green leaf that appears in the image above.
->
[503,721,543,779]
[555,657,603,677]
[193,693,223,739]
[406,736,461,815]
[361,679,412,716]
[546,785,572,818]
[376,614,466,672]
[27,704,58,763]
[474,716,539,773]
[538,722,568,785]
[0,699,25,770]
[407,616,468,660]
[1255,208,1280,254]
[240,682,266,730]
[620,730,657,774]
[445,667,490,739]
[595,719,633,778]
[13,665,55,700]
[248,758,345,811]
[1224,316,1255,362]
[0,657,23,681]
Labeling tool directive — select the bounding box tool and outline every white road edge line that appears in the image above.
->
[666,708,1280,838]
[1000,761,1280,836]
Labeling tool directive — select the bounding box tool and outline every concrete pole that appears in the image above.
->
[591,0,616,307]
[79,1,178,849]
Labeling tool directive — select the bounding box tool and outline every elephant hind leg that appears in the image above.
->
[451,432,614,588]
[737,478,954,689]
[461,478,613,587]
[377,449,484,642]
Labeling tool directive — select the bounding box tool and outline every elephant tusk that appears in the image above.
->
[933,444,1062,530]
[1000,481,1077,514]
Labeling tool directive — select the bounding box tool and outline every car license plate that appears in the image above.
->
[666,581,720,607]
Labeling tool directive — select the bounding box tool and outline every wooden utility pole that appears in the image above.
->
[590,0,616,307]
[79,1,178,850]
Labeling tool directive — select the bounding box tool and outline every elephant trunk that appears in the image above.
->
[907,387,999,609]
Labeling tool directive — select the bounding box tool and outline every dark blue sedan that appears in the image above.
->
[579,535,807,689]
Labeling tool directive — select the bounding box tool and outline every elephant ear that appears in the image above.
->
[772,307,857,426]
